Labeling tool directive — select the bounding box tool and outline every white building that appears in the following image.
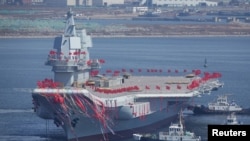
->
[132,6,149,14]
[144,0,218,7]
[67,0,92,6]
[45,0,124,6]
[92,0,124,6]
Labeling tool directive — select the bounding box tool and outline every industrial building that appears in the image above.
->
[1,0,43,5]
[92,0,124,6]
[140,0,218,7]
[1,0,125,6]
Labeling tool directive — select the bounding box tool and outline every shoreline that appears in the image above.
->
[1,34,250,39]
[1,6,250,39]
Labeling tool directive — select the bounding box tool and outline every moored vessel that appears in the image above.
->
[190,94,250,115]
[133,111,201,141]
[224,112,242,125]
[31,9,223,141]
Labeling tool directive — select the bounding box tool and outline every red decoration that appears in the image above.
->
[36,78,59,88]
[53,94,64,104]
[166,85,170,90]
[87,60,92,66]
[49,50,56,55]
[99,59,105,64]
[156,85,161,90]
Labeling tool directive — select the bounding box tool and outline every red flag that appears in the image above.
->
[87,60,92,66]
[166,85,170,90]
[194,69,201,75]
[156,85,160,90]
[134,86,139,90]
[106,69,112,73]
[99,59,105,64]
[49,50,56,55]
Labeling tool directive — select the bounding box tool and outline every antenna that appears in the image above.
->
[204,57,208,68]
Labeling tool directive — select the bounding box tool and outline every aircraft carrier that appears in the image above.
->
[31,9,223,141]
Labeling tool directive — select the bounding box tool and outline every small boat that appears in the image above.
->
[225,112,242,125]
[197,79,224,95]
[133,111,201,141]
[182,108,194,115]
[203,58,208,68]
[190,94,250,115]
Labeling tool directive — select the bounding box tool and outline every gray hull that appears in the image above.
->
[65,104,184,141]
[32,91,190,141]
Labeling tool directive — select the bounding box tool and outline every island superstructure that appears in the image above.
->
[31,9,223,141]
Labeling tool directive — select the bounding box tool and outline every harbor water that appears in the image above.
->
[0,37,250,141]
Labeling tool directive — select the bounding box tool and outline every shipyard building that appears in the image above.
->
[0,0,125,6]
[140,0,218,7]
[0,0,222,6]
[37,0,125,6]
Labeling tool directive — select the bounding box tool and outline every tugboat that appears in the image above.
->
[190,94,250,115]
[133,111,201,141]
[225,112,242,125]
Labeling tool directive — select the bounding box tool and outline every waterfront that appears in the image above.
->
[1,6,250,38]
[0,37,250,141]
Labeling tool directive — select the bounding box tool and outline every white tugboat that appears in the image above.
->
[133,111,201,141]
[225,112,242,125]
[191,94,250,115]
[208,95,242,111]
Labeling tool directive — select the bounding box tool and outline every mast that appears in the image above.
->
[64,8,76,37]
[45,9,99,87]
[178,109,184,135]
[204,58,208,68]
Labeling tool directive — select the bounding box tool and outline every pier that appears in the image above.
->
[132,16,250,23]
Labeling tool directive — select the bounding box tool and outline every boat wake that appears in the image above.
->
[0,109,33,114]
[13,88,33,93]
[0,135,52,141]
[0,88,33,93]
